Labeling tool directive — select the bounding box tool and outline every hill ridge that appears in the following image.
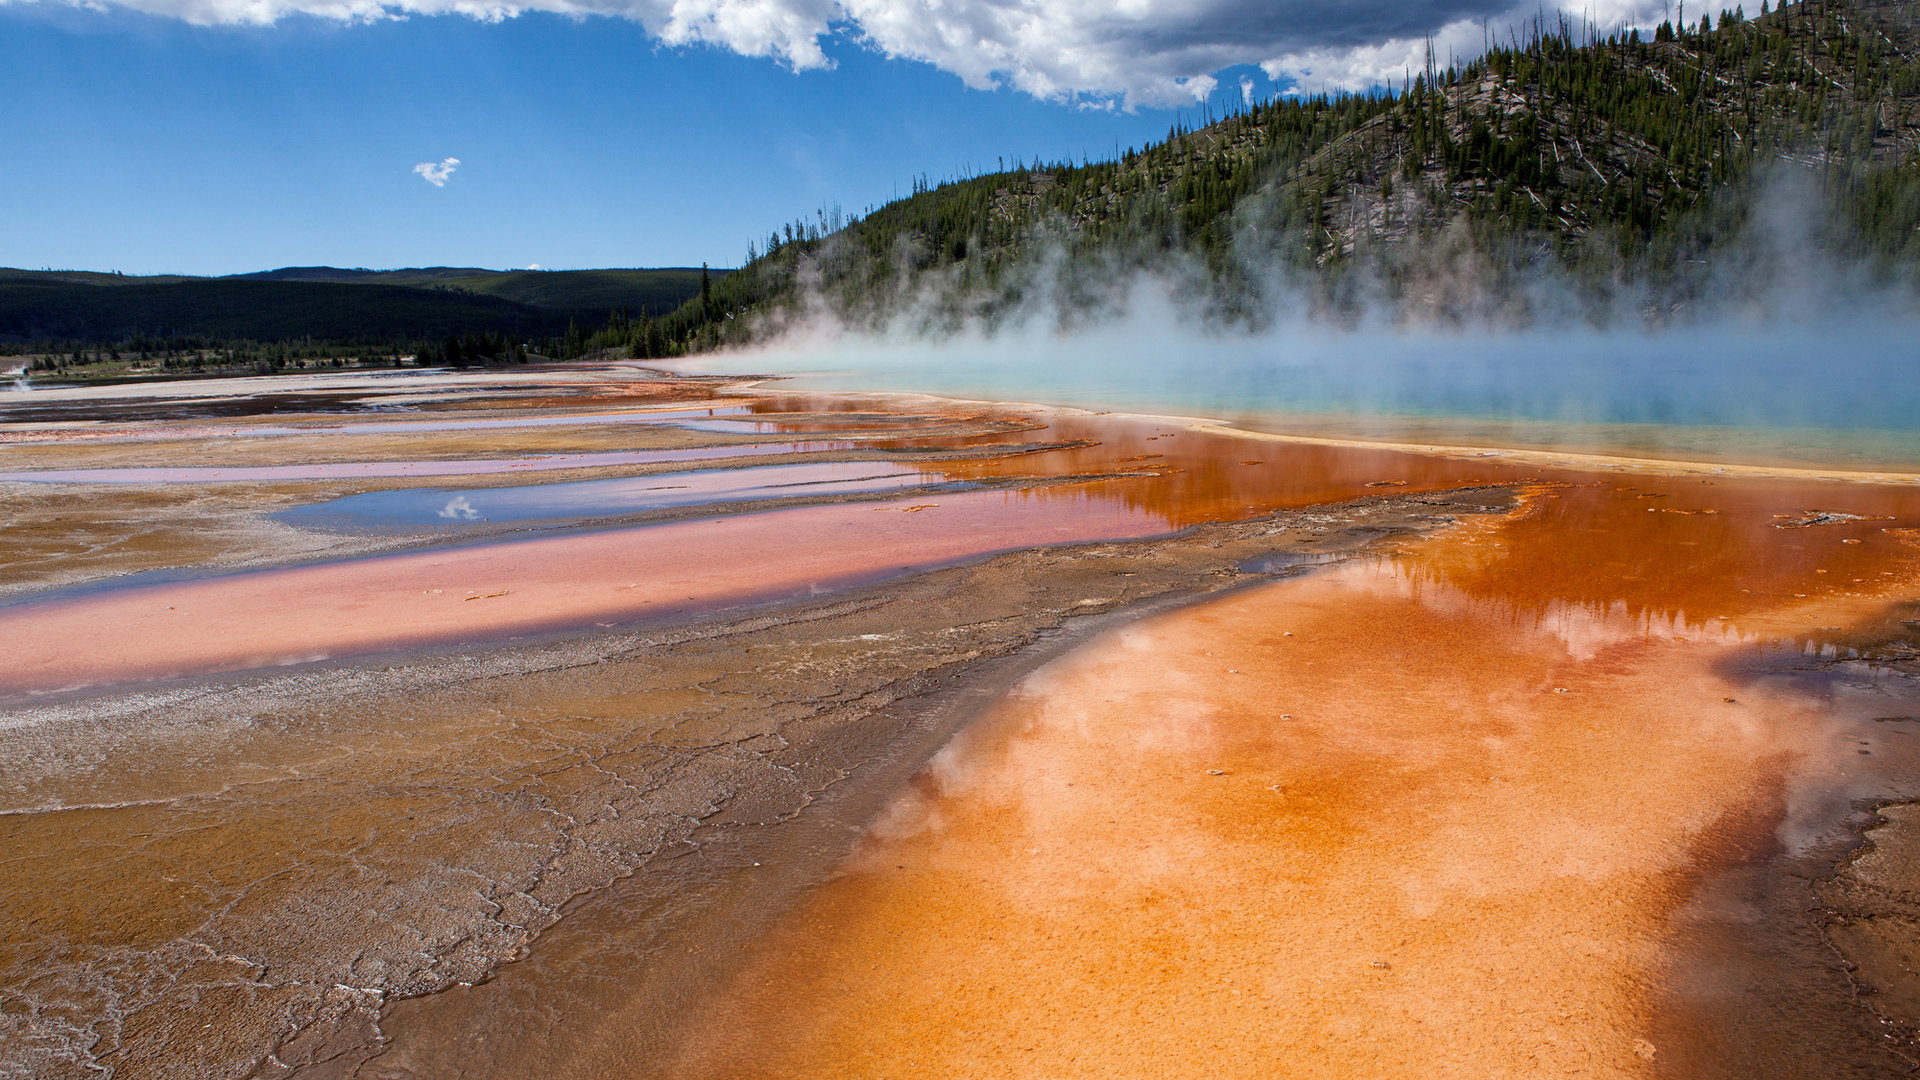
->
[617,0,1919,355]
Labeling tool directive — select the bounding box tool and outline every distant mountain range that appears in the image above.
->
[0,266,717,347]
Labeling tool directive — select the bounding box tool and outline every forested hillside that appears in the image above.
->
[230,266,712,316]
[0,267,716,369]
[630,0,1919,355]
[11,0,1915,372]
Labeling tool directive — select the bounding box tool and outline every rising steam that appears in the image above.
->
[714,168,1920,463]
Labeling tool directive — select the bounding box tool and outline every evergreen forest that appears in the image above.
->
[623,0,1920,357]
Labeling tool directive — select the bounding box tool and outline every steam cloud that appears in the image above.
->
[730,284,1920,462]
[15,0,1672,106]
[413,157,460,187]
[715,176,1920,458]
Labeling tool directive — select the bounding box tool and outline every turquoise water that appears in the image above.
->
[716,319,1920,469]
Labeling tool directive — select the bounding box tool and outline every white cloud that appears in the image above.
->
[412,156,460,187]
[525,262,543,270]
[18,0,1677,108]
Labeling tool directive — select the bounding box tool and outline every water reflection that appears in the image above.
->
[277,462,968,531]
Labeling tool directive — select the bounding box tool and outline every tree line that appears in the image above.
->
[629,0,1919,345]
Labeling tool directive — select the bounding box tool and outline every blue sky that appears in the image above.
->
[0,0,1658,275]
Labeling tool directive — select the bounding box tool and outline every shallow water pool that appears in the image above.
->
[276,460,966,531]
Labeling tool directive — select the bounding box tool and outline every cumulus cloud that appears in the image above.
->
[1259,0,1662,92]
[413,157,459,187]
[21,0,1675,107]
